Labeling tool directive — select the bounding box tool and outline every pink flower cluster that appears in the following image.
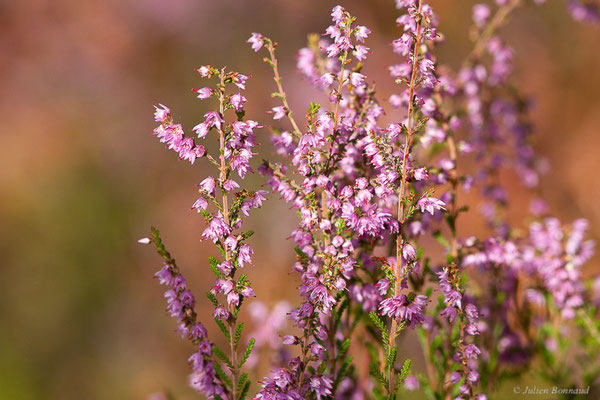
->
[142,1,599,400]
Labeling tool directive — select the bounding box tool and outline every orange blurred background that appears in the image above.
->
[1,0,599,398]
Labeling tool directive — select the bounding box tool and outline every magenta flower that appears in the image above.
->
[379,294,428,328]
[473,4,490,28]
[204,111,223,130]
[247,32,264,52]
[465,344,481,360]
[153,103,170,122]
[192,122,209,138]
[198,177,216,196]
[417,196,446,215]
[402,242,417,261]
[195,87,213,99]
[230,93,247,112]
[270,106,286,120]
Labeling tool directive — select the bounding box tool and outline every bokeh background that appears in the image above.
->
[1,0,599,399]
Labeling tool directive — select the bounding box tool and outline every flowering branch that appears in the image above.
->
[141,2,600,399]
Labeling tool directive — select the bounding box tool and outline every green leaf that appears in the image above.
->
[234,322,244,350]
[239,379,251,400]
[294,246,308,260]
[369,362,389,388]
[369,312,390,354]
[209,256,222,278]
[338,338,351,359]
[213,345,233,370]
[433,231,450,250]
[239,338,255,368]
[387,347,397,370]
[370,312,387,335]
[235,110,246,121]
[396,359,412,387]
[238,372,249,389]
[214,318,231,341]
[213,362,233,388]
[206,291,220,307]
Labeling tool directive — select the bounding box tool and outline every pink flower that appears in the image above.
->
[202,216,231,242]
[465,344,481,360]
[192,122,209,139]
[223,179,240,191]
[282,335,297,345]
[232,73,249,90]
[417,196,446,215]
[402,243,417,260]
[247,32,264,52]
[153,104,170,122]
[270,106,286,120]
[178,137,197,164]
[350,72,365,87]
[198,177,216,195]
[404,375,419,391]
[414,168,428,181]
[195,87,213,99]
[331,6,345,23]
[473,4,490,28]
[353,45,370,61]
[204,111,224,130]
[195,65,210,77]
[214,306,229,319]
[354,25,371,42]
[192,197,208,212]
[230,93,247,112]
[227,292,240,308]
[238,244,253,267]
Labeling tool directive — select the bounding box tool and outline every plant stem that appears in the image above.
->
[218,70,239,399]
[266,42,303,138]
[387,0,424,394]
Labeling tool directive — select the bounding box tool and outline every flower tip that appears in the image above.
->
[138,237,151,244]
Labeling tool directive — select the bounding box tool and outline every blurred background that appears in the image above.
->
[1,0,599,398]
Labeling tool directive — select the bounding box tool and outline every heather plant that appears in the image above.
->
[141,1,600,399]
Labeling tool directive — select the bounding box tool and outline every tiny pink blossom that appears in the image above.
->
[354,45,370,61]
[414,168,428,181]
[331,6,345,23]
[402,242,417,260]
[192,122,209,138]
[350,72,365,87]
[247,32,264,52]
[354,25,371,42]
[198,177,216,195]
[271,106,286,120]
[195,87,213,99]
[417,196,446,215]
[153,104,170,122]
[196,66,211,77]
[230,93,247,112]
[473,4,491,28]
[192,197,208,212]
[204,111,224,130]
